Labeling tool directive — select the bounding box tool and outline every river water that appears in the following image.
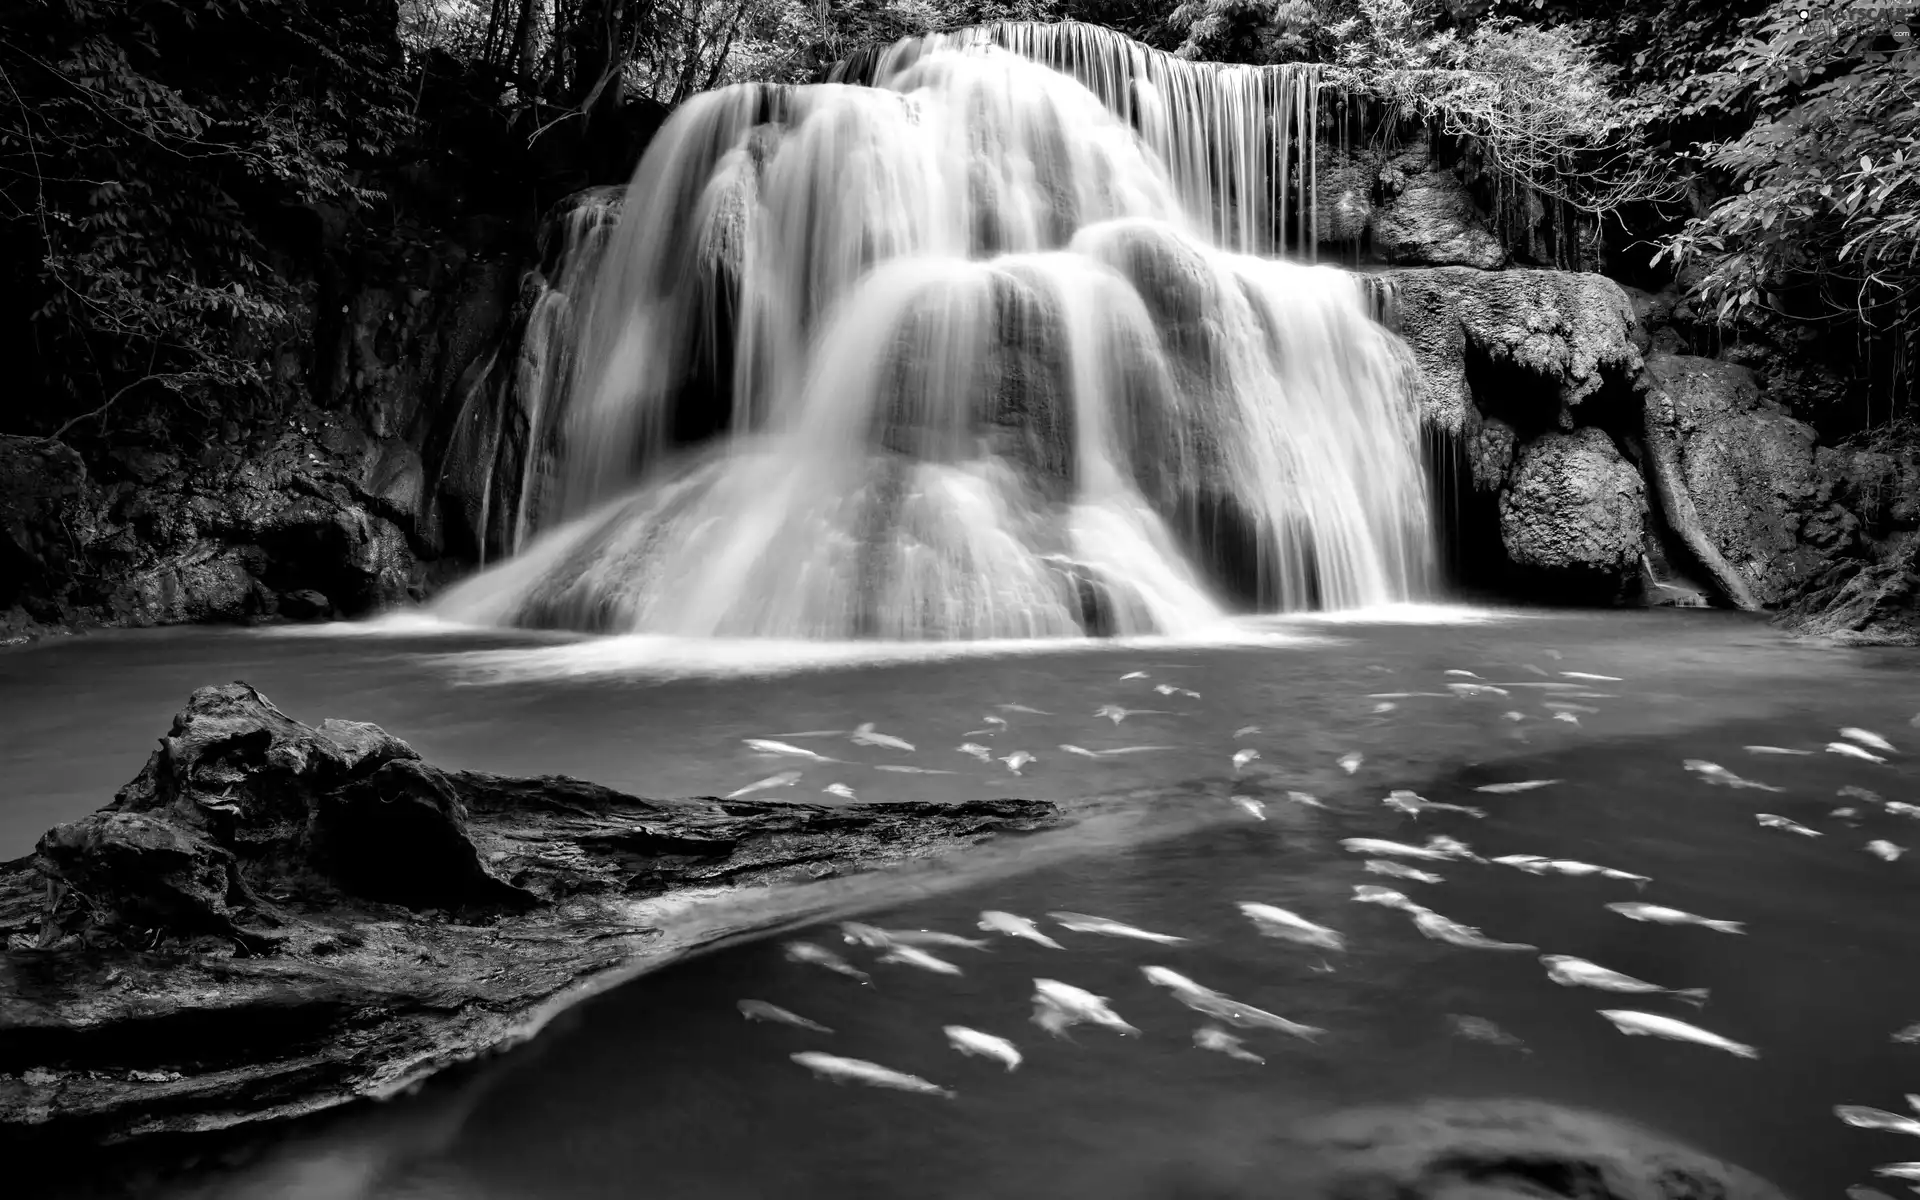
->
[7,608,1920,1199]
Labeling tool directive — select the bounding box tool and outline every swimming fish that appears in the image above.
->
[961,716,1008,737]
[1097,704,1168,724]
[1755,813,1822,837]
[1605,902,1745,935]
[1193,1024,1264,1064]
[1544,702,1600,714]
[1372,702,1397,714]
[1049,911,1187,945]
[943,1026,1022,1071]
[1682,759,1784,792]
[838,922,893,949]
[1425,835,1482,861]
[726,770,803,798]
[783,941,872,983]
[1744,745,1814,756]
[1449,682,1511,697]
[1102,745,1177,756]
[1553,712,1580,726]
[1285,790,1327,809]
[1502,711,1526,722]
[1120,671,1149,681]
[1236,902,1346,950]
[996,704,1052,715]
[1446,1014,1530,1052]
[1473,780,1561,794]
[1411,909,1535,951]
[1174,987,1325,1040]
[1832,806,1864,820]
[1831,741,1889,764]
[1598,1011,1757,1058]
[1363,859,1443,884]
[1843,727,1899,754]
[1885,801,1920,819]
[1539,955,1709,1006]
[1058,744,1103,759]
[1561,672,1622,682]
[821,783,857,799]
[1892,1021,1920,1044]
[872,765,958,775]
[743,739,839,763]
[1141,965,1211,994]
[1338,752,1364,775]
[1000,751,1035,774]
[1232,748,1261,770]
[978,910,1064,949]
[1871,1165,1920,1183]
[1351,884,1429,913]
[1154,683,1201,699]
[957,742,994,761]
[1841,785,1884,803]
[1031,979,1140,1037]
[1233,725,1262,738]
[1836,1105,1920,1137]
[1868,839,1907,862]
[881,929,991,951]
[1383,790,1486,819]
[790,1052,954,1098]
[1230,795,1267,821]
[1340,837,1455,862]
[1506,859,1640,883]
[850,722,916,752]
[1522,663,1550,677]
[1444,669,1481,678]
[738,1000,834,1033]
[878,944,963,976]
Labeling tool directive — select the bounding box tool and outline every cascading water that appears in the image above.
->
[433,22,1437,640]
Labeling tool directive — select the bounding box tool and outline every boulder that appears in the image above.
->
[1775,533,1920,646]
[1374,172,1505,270]
[1499,427,1646,589]
[1385,268,1642,432]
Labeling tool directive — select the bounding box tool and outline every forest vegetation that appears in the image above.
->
[2,0,1916,444]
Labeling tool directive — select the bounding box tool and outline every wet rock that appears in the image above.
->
[1466,413,1519,492]
[1386,268,1642,433]
[1500,428,1646,591]
[0,684,1060,1143]
[1374,171,1505,270]
[1275,1097,1792,1200]
[1775,533,1920,646]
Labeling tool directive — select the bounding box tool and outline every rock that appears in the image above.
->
[1775,533,1920,646]
[1500,427,1647,593]
[1643,353,1835,606]
[1271,1097,1793,1200]
[275,588,333,620]
[0,684,1060,1143]
[1374,173,1506,269]
[1385,268,1642,433]
[1465,413,1519,492]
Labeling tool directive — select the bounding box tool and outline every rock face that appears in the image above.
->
[1373,167,1506,270]
[1499,428,1647,591]
[1776,532,1920,645]
[0,685,1058,1143]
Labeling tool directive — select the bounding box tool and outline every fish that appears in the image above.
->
[1372,702,1396,714]
[1597,1010,1758,1059]
[1552,712,1580,726]
[1868,839,1907,862]
[1230,795,1267,821]
[1893,1021,1920,1044]
[783,941,872,983]
[1561,672,1622,682]
[1473,780,1561,794]
[943,1026,1022,1071]
[1832,806,1864,820]
[1058,744,1103,759]
[1445,669,1481,678]
[1872,1165,1920,1183]
[1424,835,1482,861]
[839,922,894,948]
[1539,955,1709,1006]
[1363,859,1443,884]
[738,999,834,1032]
[977,910,1064,949]
[850,722,916,752]
[1049,911,1187,945]
[1338,752,1364,775]
[726,770,803,798]
[1836,1105,1920,1137]
[1411,909,1536,951]
[1179,990,1325,1040]
[821,783,857,799]
[957,743,994,761]
[1369,692,1453,699]
[1352,884,1429,913]
[1600,867,1654,888]
[1605,902,1745,934]
[1682,759,1784,792]
[1233,725,1262,738]
[1153,683,1201,699]
[1502,711,1526,722]
[881,929,991,951]
[1842,785,1885,803]
[1141,965,1211,994]
[1449,682,1511,697]
[1232,748,1261,770]
[1491,854,1547,868]
[877,944,963,976]
[1340,837,1455,862]
[1120,671,1149,680]
[1446,1014,1530,1052]
[1744,745,1814,755]
[872,765,958,775]
[1383,789,1486,819]
[1544,702,1600,714]
[1885,801,1920,819]
[996,704,1052,715]
[1831,742,1889,764]
[1101,745,1176,755]
[1843,727,1899,753]
[1285,790,1327,809]
[1755,813,1821,837]
[790,1052,955,1098]
[743,739,839,763]
[1236,902,1346,950]
[1096,705,1167,724]
[1193,1024,1265,1064]
[1031,979,1140,1037]
[1030,997,1077,1039]
[1000,750,1035,774]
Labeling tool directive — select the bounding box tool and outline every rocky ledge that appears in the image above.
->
[0,685,1058,1145]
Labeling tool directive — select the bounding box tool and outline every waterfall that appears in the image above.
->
[434,23,1436,640]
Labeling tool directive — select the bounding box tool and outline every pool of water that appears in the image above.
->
[7,608,1920,1198]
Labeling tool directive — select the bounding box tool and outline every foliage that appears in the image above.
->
[1,0,415,437]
